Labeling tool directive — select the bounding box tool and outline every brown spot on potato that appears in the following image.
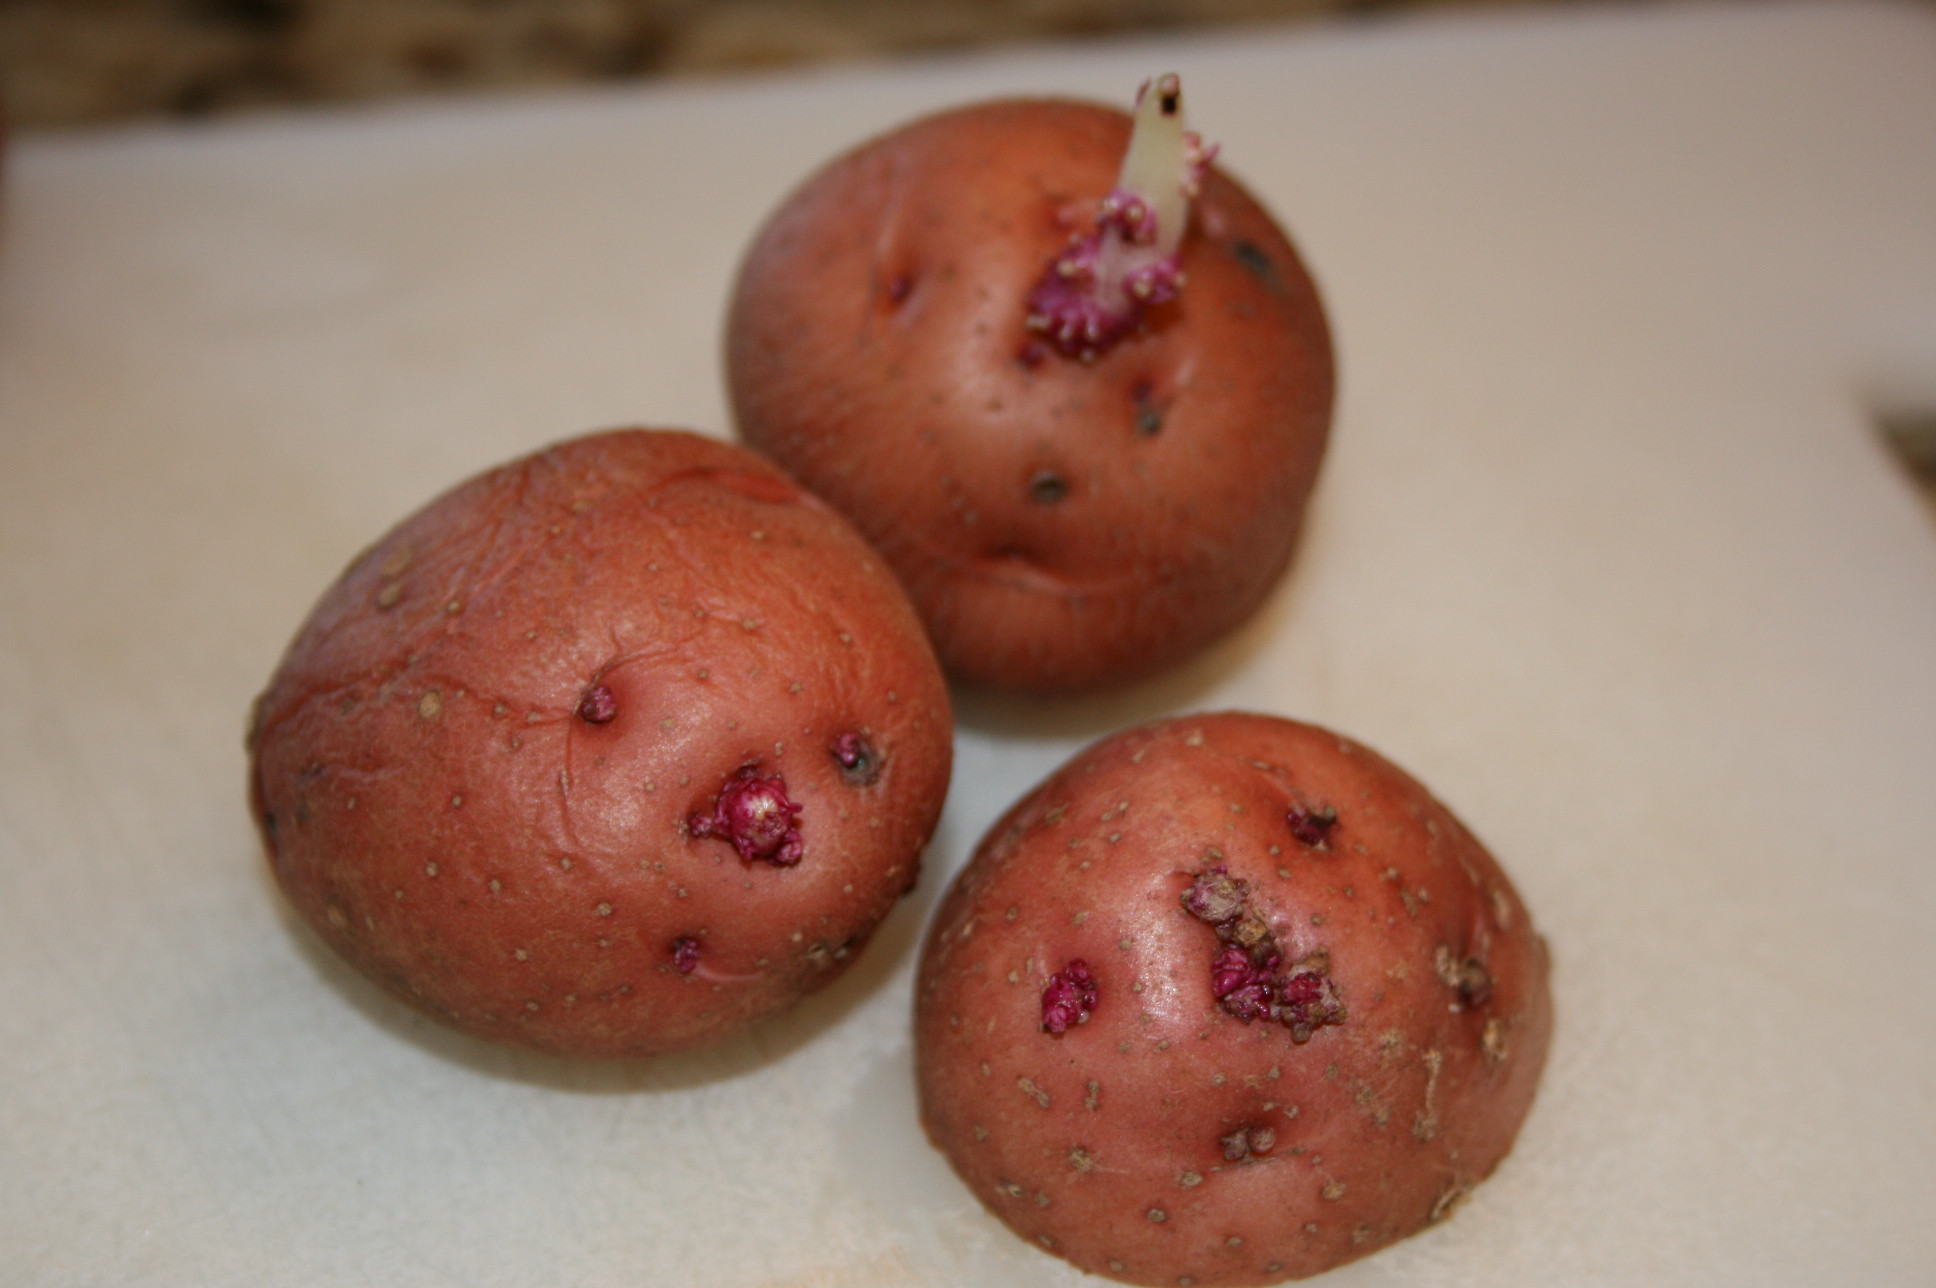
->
[1435,945,1494,1007]
[1028,471,1068,504]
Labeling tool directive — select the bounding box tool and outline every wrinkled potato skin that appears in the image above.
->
[915,714,1550,1285]
[728,98,1333,694]
[249,430,952,1059]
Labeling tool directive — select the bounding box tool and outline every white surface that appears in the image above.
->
[3,2,1934,1284]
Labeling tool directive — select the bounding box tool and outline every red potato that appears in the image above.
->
[727,78,1333,695]
[248,429,952,1059]
[915,713,1551,1284]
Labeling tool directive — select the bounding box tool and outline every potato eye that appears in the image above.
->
[1131,380,1165,436]
[689,771,804,866]
[1286,801,1337,847]
[577,683,618,724]
[831,731,882,786]
[1028,471,1069,505]
[1040,960,1098,1033]
[1232,238,1282,290]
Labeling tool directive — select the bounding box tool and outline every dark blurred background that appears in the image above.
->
[4,0,1606,129]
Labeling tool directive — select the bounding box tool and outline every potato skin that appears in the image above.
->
[914,713,1550,1284]
[248,429,952,1058]
[727,97,1334,695]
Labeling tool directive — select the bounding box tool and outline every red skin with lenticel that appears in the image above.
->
[248,429,952,1059]
[726,82,1333,695]
[914,713,1551,1284]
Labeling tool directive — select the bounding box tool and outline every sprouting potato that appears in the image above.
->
[727,77,1334,695]
[915,713,1551,1284]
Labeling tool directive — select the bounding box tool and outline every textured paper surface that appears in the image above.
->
[2,2,1933,1284]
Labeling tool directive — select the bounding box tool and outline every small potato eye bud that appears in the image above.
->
[1227,911,1272,950]
[670,936,700,974]
[1286,801,1338,848]
[1278,965,1346,1043]
[1041,960,1099,1033]
[1028,471,1069,505]
[1459,960,1493,1007]
[1132,383,1165,437]
[1436,946,1493,1007]
[830,731,882,786]
[1181,866,1248,924]
[1222,1125,1276,1162]
[689,770,804,866]
[577,683,618,725]
[1210,943,1279,1022]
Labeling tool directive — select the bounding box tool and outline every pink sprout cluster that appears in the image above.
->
[1183,866,1345,1044]
[1040,959,1099,1034]
[1023,114,1216,362]
[1024,189,1184,360]
[670,936,701,975]
[688,769,804,867]
[1210,942,1279,1022]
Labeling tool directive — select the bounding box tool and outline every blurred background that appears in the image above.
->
[5,0,1633,129]
[10,0,1934,504]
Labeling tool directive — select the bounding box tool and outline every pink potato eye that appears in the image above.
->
[1040,959,1099,1033]
[1287,800,1338,848]
[577,683,618,724]
[1183,865,1345,1043]
[830,731,882,786]
[1180,865,1248,923]
[1210,941,1280,1022]
[689,770,805,866]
